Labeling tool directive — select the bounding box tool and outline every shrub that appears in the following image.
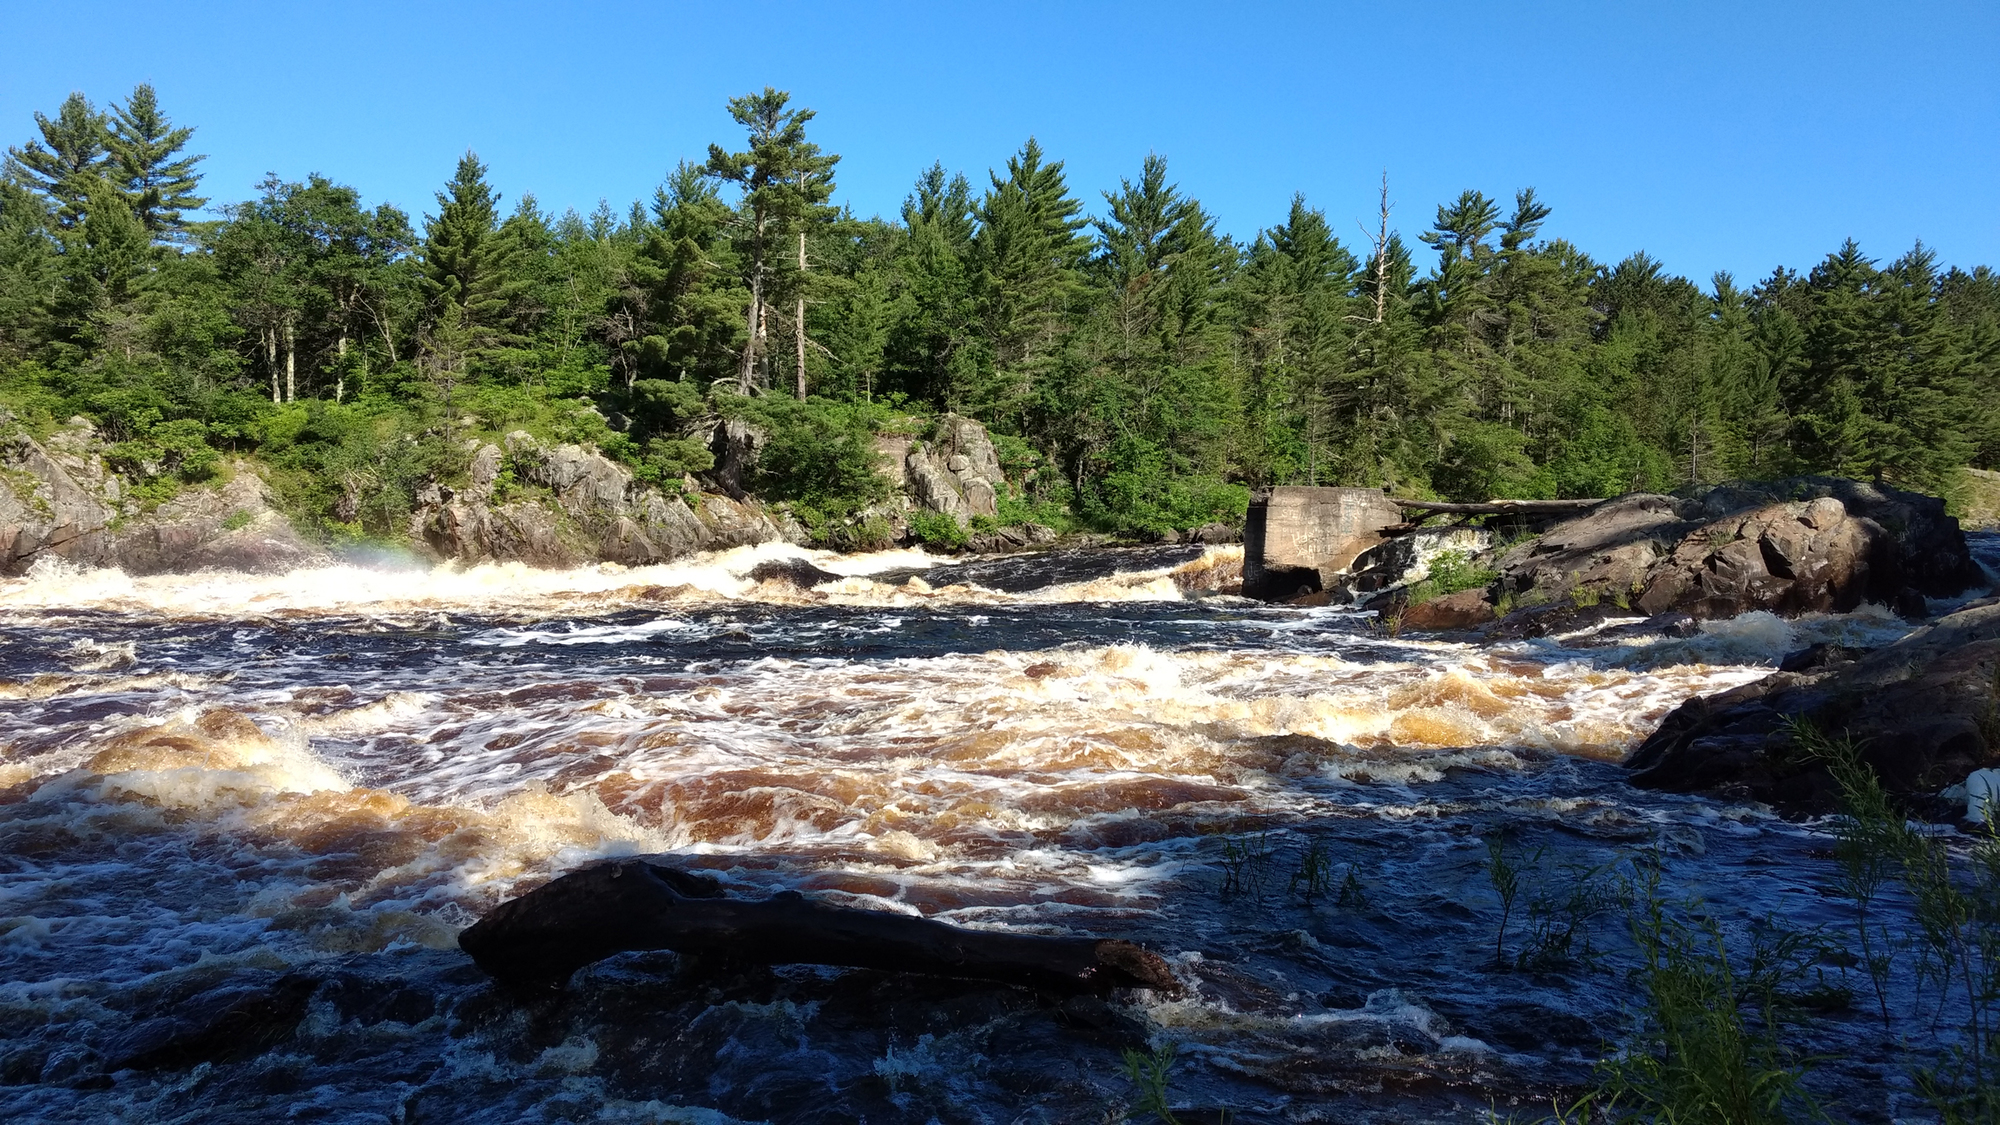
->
[1406,549,1497,604]
[907,510,967,551]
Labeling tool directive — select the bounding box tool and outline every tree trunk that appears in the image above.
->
[458,860,1180,996]
[284,320,297,403]
[1372,171,1391,325]
[795,230,808,399]
[335,333,346,403]
[740,208,764,395]
[265,327,279,405]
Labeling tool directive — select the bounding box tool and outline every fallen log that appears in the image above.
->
[458,860,1181,995]
[1389,497,1603,516]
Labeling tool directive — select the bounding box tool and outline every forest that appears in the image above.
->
[2,83,1996,543]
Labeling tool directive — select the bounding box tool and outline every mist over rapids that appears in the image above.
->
[0,539,1992,1122]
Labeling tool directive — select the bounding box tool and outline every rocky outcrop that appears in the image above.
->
[1381,477,1984,633]
[412,431,789,567]
[1626,597,2000,814]
[904,414,1004,524]
[967,523,1060,553]
[2,415,325,575]
[1497,478,1982,621]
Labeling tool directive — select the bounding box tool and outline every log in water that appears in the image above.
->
[459,858,1180,993]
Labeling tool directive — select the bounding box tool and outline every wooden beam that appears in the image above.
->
[1389,498,1603,516]
[458,860,1181,995]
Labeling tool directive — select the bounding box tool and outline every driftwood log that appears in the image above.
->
[458,860,1180,995]
[1379,497,1605,537]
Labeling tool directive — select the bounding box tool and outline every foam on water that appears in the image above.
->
[0,544,1953,1121]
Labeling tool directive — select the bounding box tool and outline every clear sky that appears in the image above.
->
[3,0,1994,285]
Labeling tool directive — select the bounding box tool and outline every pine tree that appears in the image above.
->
[882,163,978,407]
[971,138,1091,429]
[419,152,528,402]
[704,88,838,395]
[0,181,56,361]
[105,84,206,246]
[4,92,109,229]
[622,160,745,389]
[47,176,153,358]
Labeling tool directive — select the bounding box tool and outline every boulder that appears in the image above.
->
[1397,588,1497,632]
[1496,478,1984,623]
[904,414,1005,525]
[1626,597,2000,814]
[709,417,765,500]
[748,557,843,588]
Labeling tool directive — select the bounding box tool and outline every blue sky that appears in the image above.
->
[3,0,1994,284]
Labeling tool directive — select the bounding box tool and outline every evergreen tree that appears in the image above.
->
[0,181,56,361]
[419,152,528,403]
[704,88,838,395]
[4,92,109,229]
[882,163,978,408]
[105,84,206,245]
[971,138,1091,430]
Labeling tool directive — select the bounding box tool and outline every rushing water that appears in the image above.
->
[0,540,1987,1123]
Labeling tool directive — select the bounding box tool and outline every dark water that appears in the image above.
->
[0,543,1978,1122]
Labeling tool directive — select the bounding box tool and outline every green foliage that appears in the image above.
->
[1593,862,1823,1125]
[1798,719,2000,1121]
[906,509,968,551]
[3,86,1996,547]
[1120,1044,1191,1125]
[1407,549,1497,604]
[728,393,890,515]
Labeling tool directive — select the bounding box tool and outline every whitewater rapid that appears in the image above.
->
[0,543,1949,1122]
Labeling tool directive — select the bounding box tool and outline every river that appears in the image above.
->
[0,539,1990,1123]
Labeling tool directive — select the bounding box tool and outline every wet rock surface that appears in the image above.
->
[1,417,327,575]
[1384,477,1984,634]
[747,557,845,588]
[411,431,787,567]
[1626,597,2000,813]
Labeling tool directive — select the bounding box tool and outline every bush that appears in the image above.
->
[906,510,967,551]
[1406,549,1498,604]
[726,394,893,517]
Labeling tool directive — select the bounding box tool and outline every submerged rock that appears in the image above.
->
[1626,597,2000,813]
[104,973,320,1071]
[748,557,844,588]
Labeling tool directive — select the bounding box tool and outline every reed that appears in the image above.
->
[1797,717,2000,1123]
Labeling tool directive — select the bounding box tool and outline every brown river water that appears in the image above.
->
[0,540,1990,1123]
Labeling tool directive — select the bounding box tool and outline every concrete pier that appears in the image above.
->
[1243,487,1404,600]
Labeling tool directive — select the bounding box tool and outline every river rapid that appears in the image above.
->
[0,540,1989,1123]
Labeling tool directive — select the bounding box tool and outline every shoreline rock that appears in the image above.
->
[3,416,327,575]
[1625,597,2000,815]
[1382,477,1986,634]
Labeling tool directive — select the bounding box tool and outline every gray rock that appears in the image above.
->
[902,414,1006,525]
[1627,597,2000,814]
[1494,477,1984,623]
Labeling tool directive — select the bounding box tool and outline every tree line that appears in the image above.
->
[2,84,1995,539]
